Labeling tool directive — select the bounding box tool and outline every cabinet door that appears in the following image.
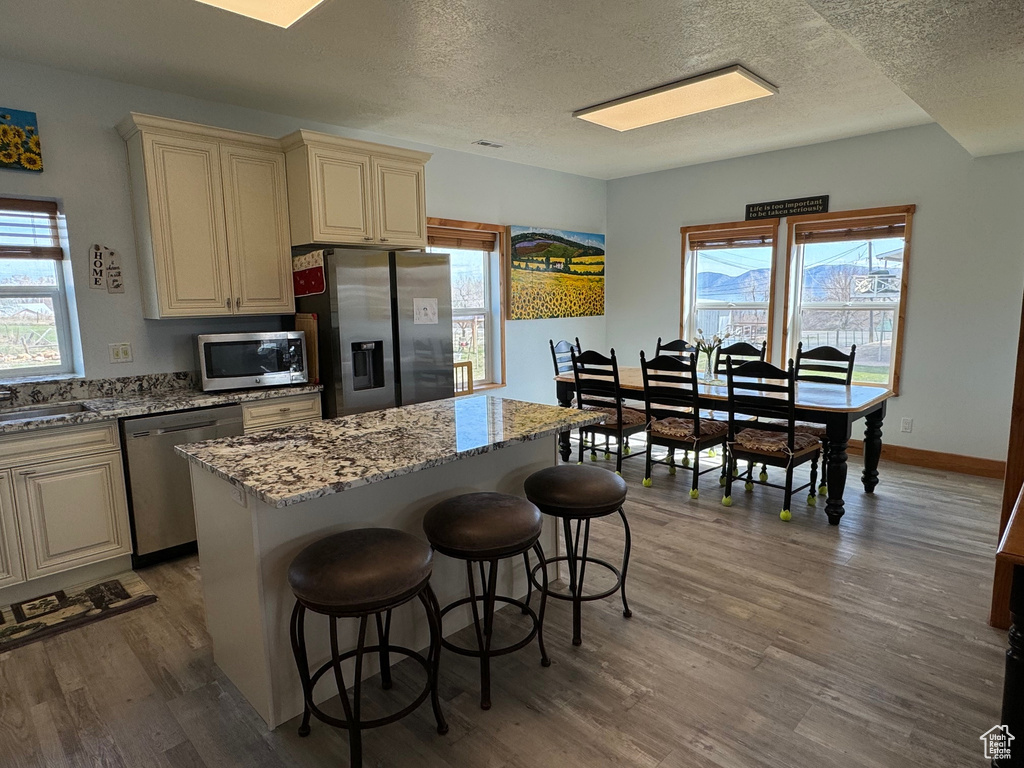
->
[311,148,375,244]
[0,471,25,589]
[143,133,233,316]
[221,145,295,315]
[14,453,131,580]
[373,157,427,247]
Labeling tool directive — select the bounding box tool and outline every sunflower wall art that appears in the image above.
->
[0,109,43,173]
[508,226,605,320]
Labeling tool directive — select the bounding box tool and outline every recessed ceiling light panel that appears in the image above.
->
[194,0,326,28]
[573,65,777,131]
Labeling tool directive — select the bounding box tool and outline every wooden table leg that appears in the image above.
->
[556,381,574,462]
[861,402,885,494]
[996,565,1024,766]
[824,415,852,526]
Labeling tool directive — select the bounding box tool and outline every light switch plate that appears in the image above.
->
[109,342,133,363]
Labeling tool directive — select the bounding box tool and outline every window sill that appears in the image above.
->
[472,382,506,392]
[0,372,83,387]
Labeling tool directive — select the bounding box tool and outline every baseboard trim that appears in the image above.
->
[846,440,1005,479]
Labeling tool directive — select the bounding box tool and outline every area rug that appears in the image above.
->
[0,571,156,652]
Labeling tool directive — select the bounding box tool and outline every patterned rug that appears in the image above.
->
[0,572,157,652]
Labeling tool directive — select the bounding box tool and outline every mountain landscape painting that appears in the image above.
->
[508,226,605,320]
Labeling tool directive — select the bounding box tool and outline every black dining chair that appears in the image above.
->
[793,342,857,495]
[654,337,697,358]
[639,351,727,497]
[713,340,767,376]
[722,358,821,521]
[549,338,582,376]
[571,348,646,474]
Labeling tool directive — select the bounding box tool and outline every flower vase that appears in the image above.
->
[702,349,716,383]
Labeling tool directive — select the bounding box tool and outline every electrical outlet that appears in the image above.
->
[108,342,133,363]
[900,417,913,433]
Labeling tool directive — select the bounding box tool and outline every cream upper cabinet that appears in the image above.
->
[374,157,427,247]
[0,471,25,589]
[13,452,131,580]
[119,113,295,318]
[282,130,431,248]
[221,145,295,314]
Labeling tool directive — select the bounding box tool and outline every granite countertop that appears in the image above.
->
[0,385,322,435]
[175,396,601,509]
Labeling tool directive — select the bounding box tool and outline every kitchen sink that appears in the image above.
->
[0,402,90,423]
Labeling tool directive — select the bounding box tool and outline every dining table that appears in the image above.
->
[554,367,893,526]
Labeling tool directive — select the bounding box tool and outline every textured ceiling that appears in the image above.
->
[806,0,1024,158]
[0,0,1012,178]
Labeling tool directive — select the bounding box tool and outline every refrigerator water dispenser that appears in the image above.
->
[352,340,385,390]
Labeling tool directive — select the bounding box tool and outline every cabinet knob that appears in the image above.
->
[380,238,389,242]
[225,298,231,308]
[236,297,241,309]
[363,236,373,241]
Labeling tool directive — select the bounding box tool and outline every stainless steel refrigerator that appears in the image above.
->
[297,249,455,417]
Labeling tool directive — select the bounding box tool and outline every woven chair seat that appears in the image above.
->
[585,405,646,427]
[734,428,820,458]
[651,417,727,442]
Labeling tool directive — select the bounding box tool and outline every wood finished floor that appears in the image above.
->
[0,455,1007,767]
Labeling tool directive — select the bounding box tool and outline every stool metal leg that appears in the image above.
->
[330,614,368,768]
[289,602,313,737]
[418,584,449,735]
[521,550,533,614]
[532,542,551,667]
[375,610,392,690]
[618,507,633,618]
[562,516,584,646]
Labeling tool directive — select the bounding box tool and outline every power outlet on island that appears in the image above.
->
[108,342,133,363]
[900,417,913,433]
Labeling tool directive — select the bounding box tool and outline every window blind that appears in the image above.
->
[427,226,498,252]
[688,226,774,251]
[794,215,906,244]
[0,197,63,259]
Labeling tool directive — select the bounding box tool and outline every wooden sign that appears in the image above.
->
[745,195,829,220]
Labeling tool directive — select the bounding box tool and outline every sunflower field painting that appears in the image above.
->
[0,109,43,173]
[508,226,605,320]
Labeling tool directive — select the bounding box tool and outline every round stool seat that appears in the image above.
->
[288,528,432,614]
[524,464,627,519]
[423,492,542,560]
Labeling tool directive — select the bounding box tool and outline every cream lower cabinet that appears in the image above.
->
[119,113,295,319]
[0,472,25,589]
[12,452,132,580]
[283,129,431,248]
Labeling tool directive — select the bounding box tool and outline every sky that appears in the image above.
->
[700,238,905,277]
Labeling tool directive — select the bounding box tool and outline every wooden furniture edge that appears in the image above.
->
[997,487,1024,566]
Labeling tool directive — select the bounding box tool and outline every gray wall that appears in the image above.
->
[606,123,1024,459]
[0,57,607,405]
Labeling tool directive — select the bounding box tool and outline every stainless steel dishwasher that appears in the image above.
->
[122,404,244,568]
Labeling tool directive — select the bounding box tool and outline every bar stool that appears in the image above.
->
[423,492,550,710]
[524,464,631,646]
[288,528,447,768]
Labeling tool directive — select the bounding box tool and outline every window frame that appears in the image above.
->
[0,198,75,379]
[426,217,507,389]
[679,218,780,360]
[783,205,915,395]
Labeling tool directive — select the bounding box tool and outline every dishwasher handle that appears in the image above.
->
[155,420,218,435]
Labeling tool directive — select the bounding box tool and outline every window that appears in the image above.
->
[786,206,914,392]
[427,219,506,388]
[680,219,779,352]
[0,198,75,377]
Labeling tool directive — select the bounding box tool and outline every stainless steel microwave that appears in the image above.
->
[197,331,308,392]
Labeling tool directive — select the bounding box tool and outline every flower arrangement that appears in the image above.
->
[692,328,731,382]
[0,109,43,173]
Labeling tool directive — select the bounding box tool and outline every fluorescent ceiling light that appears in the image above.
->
[574,65,777,131]
[194,0,326,28]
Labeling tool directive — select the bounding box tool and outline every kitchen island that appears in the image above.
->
[176,395,598,729]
